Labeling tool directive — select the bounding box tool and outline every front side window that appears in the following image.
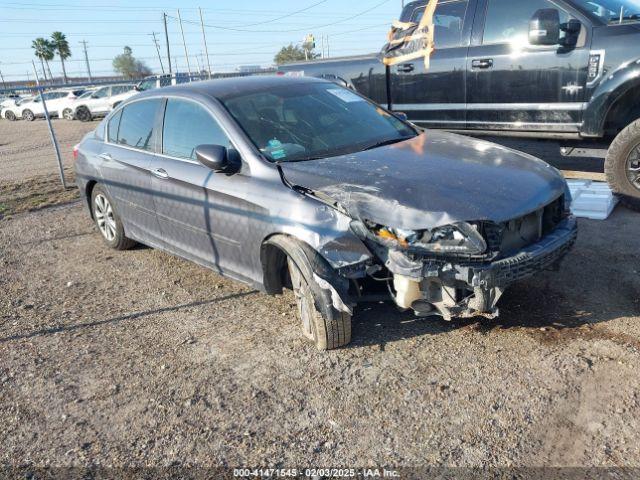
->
[221,82,417,163]
[162,99,230,160]
[482,0,570,45]
[410,0,469,48]
[116,99,161,151]
[137,79,156,91]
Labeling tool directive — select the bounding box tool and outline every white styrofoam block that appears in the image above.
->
[566,180,618,220]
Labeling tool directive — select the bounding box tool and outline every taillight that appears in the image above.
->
[73,144,79,160]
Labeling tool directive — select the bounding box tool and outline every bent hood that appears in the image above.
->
[280,131,567,230]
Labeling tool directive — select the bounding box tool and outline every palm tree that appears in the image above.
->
[31,37,54,83]
[50,31,71,83]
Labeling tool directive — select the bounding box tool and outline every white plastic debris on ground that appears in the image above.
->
[567,180,618,220]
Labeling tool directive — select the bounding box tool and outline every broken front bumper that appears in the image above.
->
[383,216,578,319]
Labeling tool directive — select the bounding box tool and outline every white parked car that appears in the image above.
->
[59,88,98,120]
[17,89,86,121]
[1,96,35,121]
[72,84,137,122]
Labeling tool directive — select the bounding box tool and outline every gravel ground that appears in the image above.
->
[1,118,639,472]
[0,118,98,183]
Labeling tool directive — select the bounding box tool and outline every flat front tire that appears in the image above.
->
[90,185,136,250]
[287,256,352,350]
[605,118,640,211]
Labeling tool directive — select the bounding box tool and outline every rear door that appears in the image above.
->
[98,98,164,246]
[150,97,252,279]
[390,0,477,127]
[465,0,590,133]
[87,86,112,114]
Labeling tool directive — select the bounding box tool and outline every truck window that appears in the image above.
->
[410,0,469,49]
[482,0,570,45]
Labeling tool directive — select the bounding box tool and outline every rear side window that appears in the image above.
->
[107,109,122,143]
[162,99,230,160]
[116,99,162,151]
[93,87,110,99]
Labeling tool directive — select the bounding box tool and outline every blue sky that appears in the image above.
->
[0,0,403,82]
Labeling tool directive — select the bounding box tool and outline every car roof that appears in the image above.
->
[136,75,325,101]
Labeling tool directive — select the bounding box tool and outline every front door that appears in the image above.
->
[150,98,252,280]
[465,0,590,133]
[390,0,476,128]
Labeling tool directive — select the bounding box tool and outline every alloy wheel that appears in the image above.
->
[63,108,74,120]
[627,144,640,191]
[94,194,116,242]
[23,110,34,121]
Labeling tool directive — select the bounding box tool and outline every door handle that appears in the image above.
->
[471,58,494,69]
[98,153,112,161]
[151,168,169,179]
[396,63,415,73]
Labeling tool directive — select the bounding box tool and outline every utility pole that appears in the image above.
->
[152,32,165,74]
[80,40,92,82]
[32,60,66,189]
[177,9,192,75]
[195,54,202,74]
[0,69,6,90]
[326,36,330,58]
[321,35,326,59]
[199,7,212,78]
[163,13,172,74]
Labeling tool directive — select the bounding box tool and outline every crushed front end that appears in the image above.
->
[350,195,577,320]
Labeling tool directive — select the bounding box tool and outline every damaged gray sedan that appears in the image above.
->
[74,76,577,350]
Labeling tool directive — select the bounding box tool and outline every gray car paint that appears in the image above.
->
[74,76,569,296]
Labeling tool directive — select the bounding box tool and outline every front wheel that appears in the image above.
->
[91,185,137,250]
[22,109,35,121]
[287,257,352,350]
[605,118,640,211]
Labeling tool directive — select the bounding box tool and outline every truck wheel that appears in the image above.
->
[287,257,352,350]
[605,118,640,211]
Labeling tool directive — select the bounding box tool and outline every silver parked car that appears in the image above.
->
[74,77,577,350]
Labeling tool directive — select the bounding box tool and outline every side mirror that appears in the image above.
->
[195,144,228,172]
[393,111,409,122]
[529,9,560,46]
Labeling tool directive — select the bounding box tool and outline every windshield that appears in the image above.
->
[573,0,640,23]
[220,82,417,162]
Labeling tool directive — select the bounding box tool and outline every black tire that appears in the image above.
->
[286,252,352,351]
[605,118,640,211]
[90,185,137,250]
[75,106,92,122]
[22,109,35,121]
[5,110,16,121]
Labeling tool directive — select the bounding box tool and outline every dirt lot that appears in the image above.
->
[1,119,639,471]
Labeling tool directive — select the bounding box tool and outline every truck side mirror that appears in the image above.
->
[529,9,560,46]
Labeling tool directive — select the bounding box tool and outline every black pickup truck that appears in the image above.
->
[279,0,640,210]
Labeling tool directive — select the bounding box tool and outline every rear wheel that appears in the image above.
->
[5,110,16,121]
[90,185,136,250]
[22,109,35,121]
[605,118,640,211]
[75,106,92,122]
[62,108,74,120]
